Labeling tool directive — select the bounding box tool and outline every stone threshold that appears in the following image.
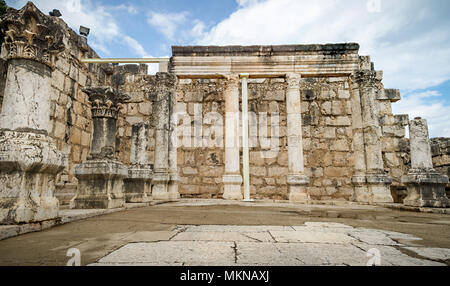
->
[0,201,171,242]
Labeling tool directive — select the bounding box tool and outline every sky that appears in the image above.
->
[5,0,450,138]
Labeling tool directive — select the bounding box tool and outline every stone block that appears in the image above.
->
[268,167,289,177]
[250,166,267,177]
[265,90,285,101]
[184,91,204,102]
[0,131,67,224]
[338,89,350,99]
[139,102,152,115]
[326,116,351,126]
[71,160,128,209]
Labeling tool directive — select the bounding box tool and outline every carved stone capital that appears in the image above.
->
[82,87,130,119]
[286,73,301,89]
[224,74,240,89]
[144,72,177,101]
[351,70,381,89]
[0,2,65,69]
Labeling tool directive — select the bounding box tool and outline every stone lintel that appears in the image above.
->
[172,43,360,57]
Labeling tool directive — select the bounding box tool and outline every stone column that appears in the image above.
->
[352,71,393,204]
[70,87,129,209]
[150,73,176,200]
[222,74,243,200]
[402,118,449,207]
[168,87,181,200]
[124,122,152,203]
[0,3,67,224]
[285,73,310,203]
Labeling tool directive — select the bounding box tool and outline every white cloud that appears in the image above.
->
[147,11,188,40]
[198,0,450,92]
[9,0,150,57]
[190,20,206,38]
[236,0,264,7]
[108,4,139,15]
[392,91,450,138]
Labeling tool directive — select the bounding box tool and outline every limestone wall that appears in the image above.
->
[44,20,108,184]
[431,138,450,195]
[112,65,155,167]
[300,77,354,201]
[174,76,358,201]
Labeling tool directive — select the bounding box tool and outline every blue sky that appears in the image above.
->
[6,0,450,138]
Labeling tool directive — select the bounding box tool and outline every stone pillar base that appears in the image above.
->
[288,174,310,203]
[168,173,181,200]
[353,174,393,204]
[123,168,152,203]
[71,160,127,209]
[152,173,170,200]
[223,175,243,200]
[402,170,450,208]
[0,130,66,224]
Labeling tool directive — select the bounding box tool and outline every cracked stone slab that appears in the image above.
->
[274,243,368,266]
[236,242,367,266]
[97,241,235,266]
[171,231,274,242]
[404,247,450,261]
[354,244,446,266]
[303,222,354,229]
[270,230,356,244]
[348,229,401,246]
[292,226,353,234]
[376,230,423,241]
[182,225,294,233]
[235,242,305,266]
[122,231,177,243]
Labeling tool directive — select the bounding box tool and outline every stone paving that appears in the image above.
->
[91,222,450,266]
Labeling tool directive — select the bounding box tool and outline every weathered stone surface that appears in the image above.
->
[403,118,450,208]
[0,2,65,69]
[98,241,235,266]
[71,86,129,209]
[0,2,437,206]
[0,130,67,224]
[71,160,128,209]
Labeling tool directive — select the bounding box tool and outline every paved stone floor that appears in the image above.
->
[91,223,449,266]
[0,200,449,266]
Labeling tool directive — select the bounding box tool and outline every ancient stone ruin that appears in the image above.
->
[0,2,448,224]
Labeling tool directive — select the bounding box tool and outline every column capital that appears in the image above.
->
[82,87,130,120]
[285,73,301,89]
[0,2,65,69]
[224,74,240,88]
[350,70,383,89]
